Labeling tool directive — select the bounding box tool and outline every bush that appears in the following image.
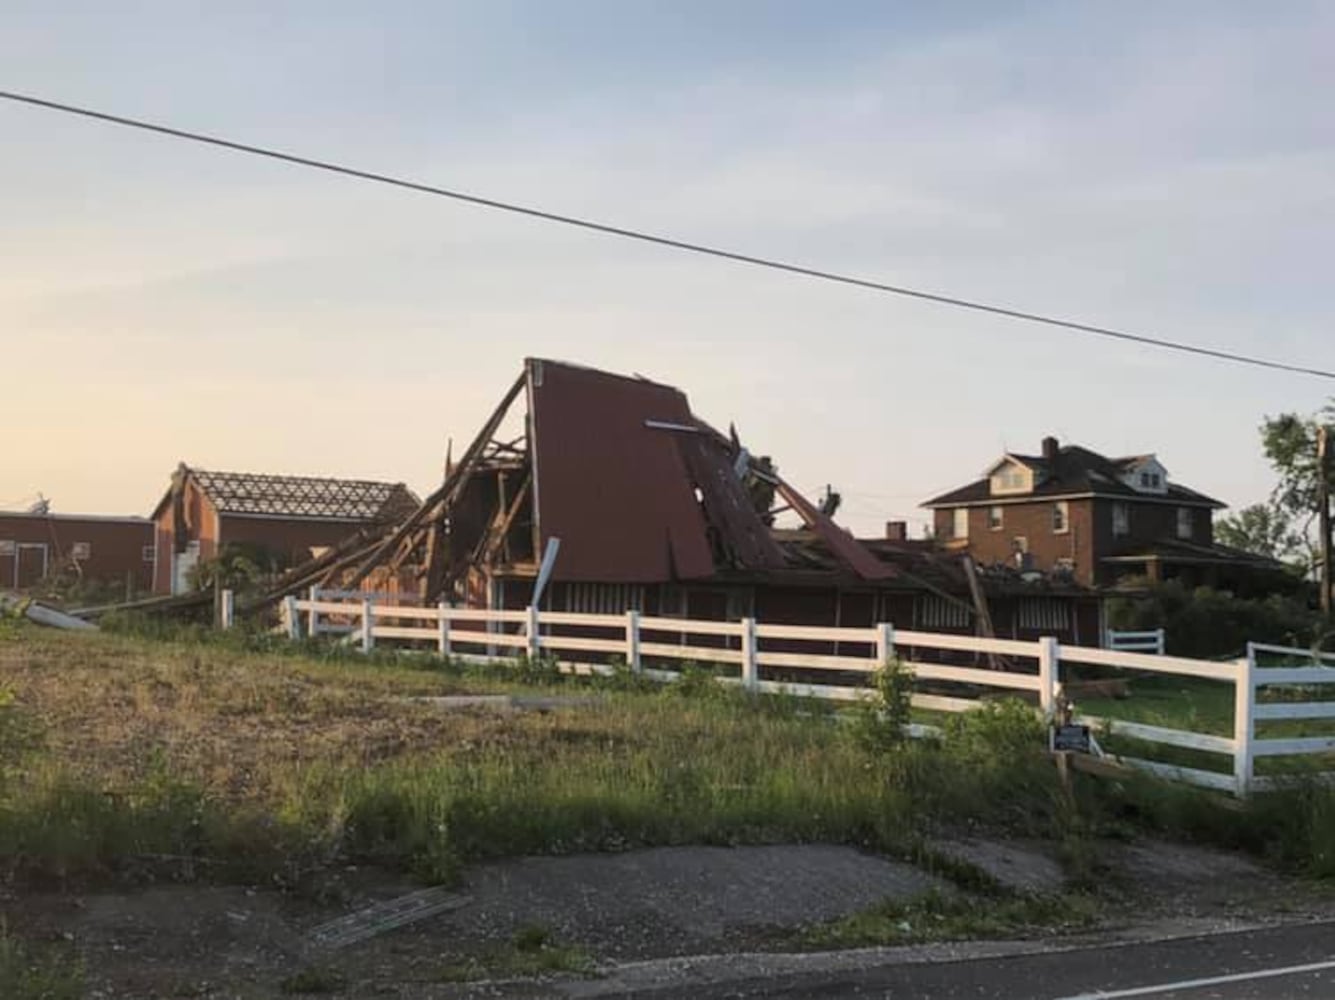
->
[851,657,914,753]
[1107,581,1322,658]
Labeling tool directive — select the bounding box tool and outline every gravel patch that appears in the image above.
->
[929,838,1068,895]
[440,844,948,960]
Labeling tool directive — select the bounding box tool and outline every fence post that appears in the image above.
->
[741,617,758,691]
[437,599,450,658]
[283,595,299,640]
[1234,644,1256,797]
[219,589,235,630]
[361,598,374,653]
[526,605,541,660]
[1155,628,1166,656]
[625,609,642,673]
[1037,636,1059,719]
[874,622,895,665]
[307,585,320,638]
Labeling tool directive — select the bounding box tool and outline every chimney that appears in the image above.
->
[1042,436,1060,462]
[885,520,908,541]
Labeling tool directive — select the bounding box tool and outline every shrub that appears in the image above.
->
[1107,581,1321,659]
[851,657,914,753]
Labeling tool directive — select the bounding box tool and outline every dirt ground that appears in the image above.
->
[5,838,1331,1000]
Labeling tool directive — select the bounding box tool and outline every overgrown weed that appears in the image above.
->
[4,629,1335,889]
[798,888,1098,949]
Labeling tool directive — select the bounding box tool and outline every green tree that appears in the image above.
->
[1246,405,1335,580]
[1215,502,1309,573]
[1261,409,1333,517]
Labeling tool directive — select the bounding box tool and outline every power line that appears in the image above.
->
[3,87,1333,382]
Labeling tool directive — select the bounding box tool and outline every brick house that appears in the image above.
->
[922,437,1284,591]
[150,465,419,594]
[0,507,154,593]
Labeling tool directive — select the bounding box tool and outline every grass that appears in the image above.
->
[4,622,1335,894]
[1075,674,1335,777]
[0,929,83,1000]
[1076,676,1233,736]
[797,889,1098,950]
[435,924,596,982]
[0,627,1080,885]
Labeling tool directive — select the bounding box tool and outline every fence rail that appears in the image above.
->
[258,593,1335,797]
[1106,628,1165,655]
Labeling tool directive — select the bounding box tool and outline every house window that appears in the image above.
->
[0,540,14,556]
[1052,502,1069,534]
[71,542,92,560]
[1177,507,1194,540]
[142,545,156,563]
[951,508,969,540]
[998,468,1026,491]
[1112,502,1130,537]
[988,506,1003,531]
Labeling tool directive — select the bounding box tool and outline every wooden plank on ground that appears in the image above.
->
[307,887,470,951]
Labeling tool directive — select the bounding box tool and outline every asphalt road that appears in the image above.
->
[644,921,1335,999]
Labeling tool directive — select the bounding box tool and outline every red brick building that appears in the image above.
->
[0,508,154,593]
[150,465,419,594]
[923,437,1284,592]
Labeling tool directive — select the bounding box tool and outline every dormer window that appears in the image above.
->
[1122,456,1168,495]
[989,459,1034,496]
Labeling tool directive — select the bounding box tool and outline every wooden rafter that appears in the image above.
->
[479,472,531,568]
[341,372,526,593]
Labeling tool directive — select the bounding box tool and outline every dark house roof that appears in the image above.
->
[1101,537,1288,570]
[923,443,1224,509]
[152,466,420,523]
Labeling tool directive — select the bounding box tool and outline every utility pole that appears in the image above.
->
[1319,425,1332,617]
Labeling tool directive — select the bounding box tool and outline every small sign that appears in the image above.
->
[1052,724,1092,754]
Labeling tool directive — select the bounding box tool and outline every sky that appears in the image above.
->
[2,1,1333,535]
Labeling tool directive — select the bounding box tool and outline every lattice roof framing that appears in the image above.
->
[187,468,420,522]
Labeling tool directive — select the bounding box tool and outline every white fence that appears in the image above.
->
[261,594,1335,797]
[1105,628,1165,655]
[1245,642,1335,793]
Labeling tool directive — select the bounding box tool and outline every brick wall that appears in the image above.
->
[934,499,1097,584]
[936,496,1217,587]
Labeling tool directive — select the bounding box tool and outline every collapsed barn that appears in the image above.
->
[249,358,1099,646]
